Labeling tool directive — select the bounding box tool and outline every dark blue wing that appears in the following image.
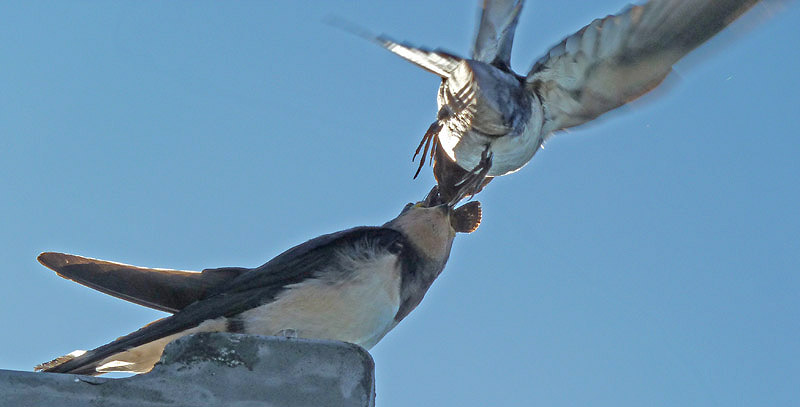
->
[472,0,524,69]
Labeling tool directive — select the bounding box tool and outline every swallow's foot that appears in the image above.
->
[413,106,456,179]
[412,121,441,179]
[451,147,493,205]
[276,329,298,338]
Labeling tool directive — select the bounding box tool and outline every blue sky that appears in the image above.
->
[1,1,798,405]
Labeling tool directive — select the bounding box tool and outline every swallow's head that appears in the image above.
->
[385,186,482,261]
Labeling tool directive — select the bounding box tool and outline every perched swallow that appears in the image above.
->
[372,0,764,202]
[35,187,481,376]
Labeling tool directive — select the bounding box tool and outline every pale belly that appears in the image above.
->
[436,61,545,177]
[442,124,543,176]
[95,253,402,373]
[237,253,402,349]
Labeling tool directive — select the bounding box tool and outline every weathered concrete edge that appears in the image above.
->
[0,333,376,407]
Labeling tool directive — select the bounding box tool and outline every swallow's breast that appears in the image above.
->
[236,252,402,349]
[438,60,543,176]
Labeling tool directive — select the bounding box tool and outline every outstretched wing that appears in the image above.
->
[326,15,462,78]
[38,253,246,313]
[40,227,405,375]
[376,36,463,78]
[472,0,524,69]
[527,0,762,135]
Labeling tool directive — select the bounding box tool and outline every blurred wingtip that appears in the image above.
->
[322,14,382,45]
[677,0,792,72]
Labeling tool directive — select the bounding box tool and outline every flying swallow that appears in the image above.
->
[371,0,765,202]
[34,187,481,376]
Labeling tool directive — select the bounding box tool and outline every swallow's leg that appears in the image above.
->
[428,133,439,166]
[413,106,453,179]
[450,146,493,205]
[413,122,438,179]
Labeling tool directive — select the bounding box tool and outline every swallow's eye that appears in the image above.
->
[388,240,404,254]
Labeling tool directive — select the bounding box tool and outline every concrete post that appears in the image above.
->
[0,333,376,407]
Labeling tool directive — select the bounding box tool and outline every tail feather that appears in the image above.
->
[37,252,246,313]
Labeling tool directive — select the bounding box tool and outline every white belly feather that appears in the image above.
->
[239,252,402,349]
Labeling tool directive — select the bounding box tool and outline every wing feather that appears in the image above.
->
[377,36,463,77]
[39,227,404,375]
[472,0,525,68]
[37,252,244,313]
[527,0,762,134]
